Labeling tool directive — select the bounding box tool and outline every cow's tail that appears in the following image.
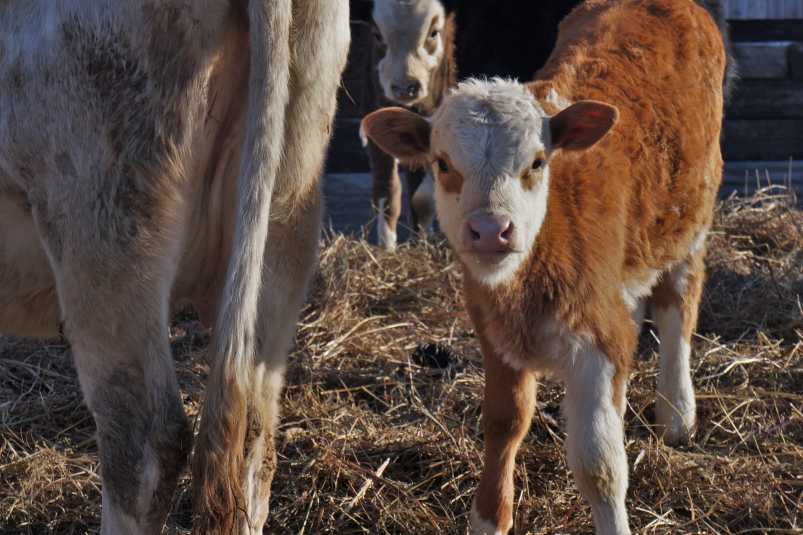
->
[192,0,292,532]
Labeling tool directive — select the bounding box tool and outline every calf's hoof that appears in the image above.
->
[656,400,696,446]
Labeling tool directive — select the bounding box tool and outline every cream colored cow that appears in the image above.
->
[0,1,349,533]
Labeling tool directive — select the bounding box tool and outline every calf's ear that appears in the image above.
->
[548,100,619,152]
[362,108,431,167]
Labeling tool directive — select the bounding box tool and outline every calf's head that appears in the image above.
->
[371,0,448,105]
[362,78,618,287]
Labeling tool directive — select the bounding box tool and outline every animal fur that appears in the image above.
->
[0,1,350,533]
[360,0,456,248]
[362,0,728,532]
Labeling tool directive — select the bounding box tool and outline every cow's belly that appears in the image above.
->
[0,194,61,337]
[169,6,250,329]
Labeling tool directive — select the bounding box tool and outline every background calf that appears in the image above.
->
[360,0,456,249]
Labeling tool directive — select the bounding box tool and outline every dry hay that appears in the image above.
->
[1,187,802,534]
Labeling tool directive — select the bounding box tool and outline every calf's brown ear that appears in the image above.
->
[362,108,431,167]
[549,100,619,151]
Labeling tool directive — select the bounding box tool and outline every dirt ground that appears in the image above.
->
[1,188,802,534]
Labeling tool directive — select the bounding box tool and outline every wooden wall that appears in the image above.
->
[723,0,803,19]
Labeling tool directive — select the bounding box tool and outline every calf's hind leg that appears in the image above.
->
[651,248,706,445]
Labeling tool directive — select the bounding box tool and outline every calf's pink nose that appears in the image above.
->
[465,216,514,252]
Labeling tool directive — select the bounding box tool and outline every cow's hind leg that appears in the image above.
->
[38,205,190,534]
[564,346,631,535]
[0,195,61,337]
[196,199,322,534]
[236,191,325,533]
[191,1,350,533]
[651,245,706,445]
[237,0,349,522]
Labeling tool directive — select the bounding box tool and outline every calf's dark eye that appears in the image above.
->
[430,30,439,40]
[438,159,448,172]
[373,32,383,44]
[532,159,543,170]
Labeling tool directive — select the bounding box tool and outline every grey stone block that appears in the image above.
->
[733,42,791,80]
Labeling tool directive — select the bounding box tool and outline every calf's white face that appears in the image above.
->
[372,0,446,105]
[362,79,618,287]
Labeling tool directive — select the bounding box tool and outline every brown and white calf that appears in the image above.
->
[0,1,349,534]
[360,0,456,249]
[363,0,730,532]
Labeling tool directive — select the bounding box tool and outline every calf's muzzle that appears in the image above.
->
[391,80,422,102]
[464,215,514,252]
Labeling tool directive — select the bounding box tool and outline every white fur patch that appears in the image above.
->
[689,228,708,256]
[621,269,661,312]
[497,319,592,375]
[430,79,551,289]
[377,197,397,250]
[359,121,368,148]
[469,503,510,535]
[500,348,524,371]
[652,304,696,444]
[410,171,436,235]
[668,260,691,298]
[563,346,631,534]
[544,87,571,110]
[667,230,706,298]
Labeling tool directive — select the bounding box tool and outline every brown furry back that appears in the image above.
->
[466,0,727,380]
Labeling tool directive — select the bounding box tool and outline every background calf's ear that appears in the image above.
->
[362,108,431,167]
[549,100,619,152]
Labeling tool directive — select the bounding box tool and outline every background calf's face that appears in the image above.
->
[363,79,618,288]
[372,0,446,106]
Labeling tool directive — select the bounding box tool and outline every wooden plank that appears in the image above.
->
[726,0,749,18]
[783,0,803,17]
[768,0,784,18]
[792,43,803,81]
[726,0,803,17]
[729,19,803,41]
[733,42,790,79]
[726,81,803,119]
[746,0,767,19]
[722,119,803,161]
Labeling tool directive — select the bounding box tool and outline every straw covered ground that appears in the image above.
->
[2,187,802,534]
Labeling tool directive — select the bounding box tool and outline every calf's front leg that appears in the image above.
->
[564,346,631,535]
[367,138,402,250]
[470,344,537,535]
